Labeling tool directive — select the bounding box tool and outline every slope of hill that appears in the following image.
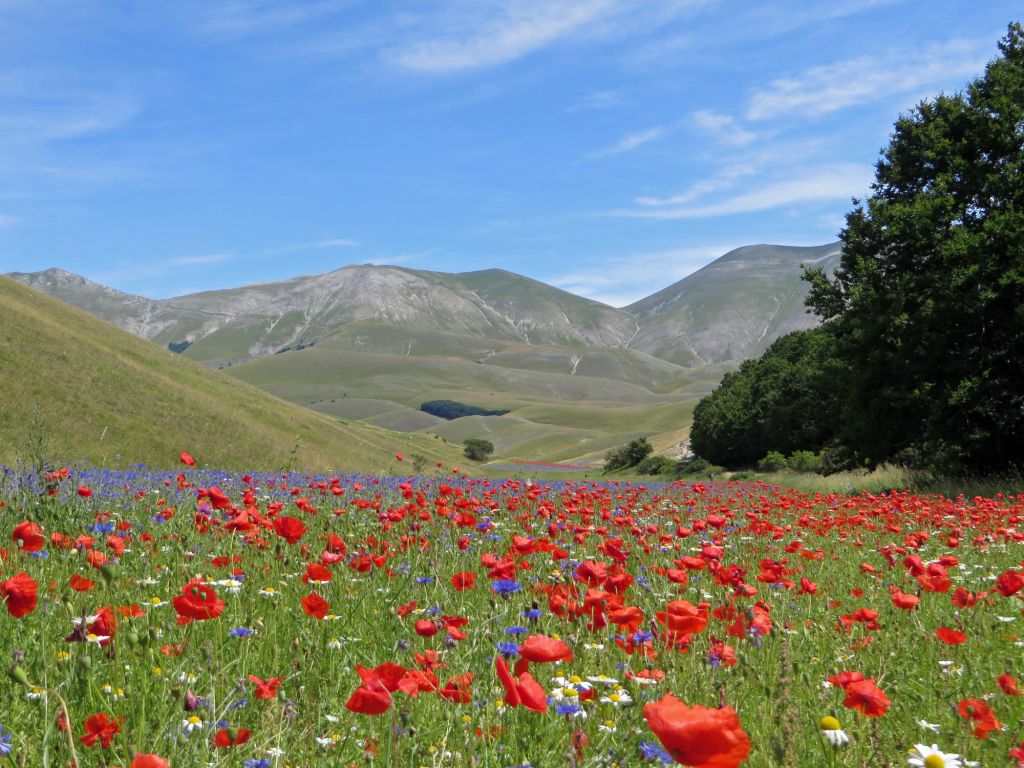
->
[627,242,841,365]
[0,277,459,471]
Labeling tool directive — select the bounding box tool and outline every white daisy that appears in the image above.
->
[907,743,962,768]
[819,716,849,747]
[916,720,941,733]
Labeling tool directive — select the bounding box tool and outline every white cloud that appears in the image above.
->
[589,126,666,158]
[568,89,624,111]
[0,214,17,228]
[691,110,757,147]
[634,163,756,207]
[194,0,352,38]
[170,252,234,266]
[747,38,991,121]
[549,244,738,307]
[618,163,873,219]
[387,0,619,73]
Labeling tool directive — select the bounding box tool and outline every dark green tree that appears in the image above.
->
[803,23,1024,471]
[689,328,842,467]
[463,438,494,462]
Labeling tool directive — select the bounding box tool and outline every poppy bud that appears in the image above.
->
[78,654,92,671]
[8,665,29,686]
[126,631,140,647]
[100,564,116,583]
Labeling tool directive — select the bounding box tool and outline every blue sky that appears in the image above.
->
[0,1,1017,306]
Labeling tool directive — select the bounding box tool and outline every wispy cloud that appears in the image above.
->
[691,110,757,147]
[619,163,873,219]
[386,0,619,73]
[588,125,666,158]
[567,89,624,111]
[549,244,739,307]
[634,163,757,207]
[267,237,359,254]
[170,252,233,267]
[747,38,991,120]
[0,214,18,228]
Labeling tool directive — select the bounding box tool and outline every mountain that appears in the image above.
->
[0,276,459,471]
[627,242,842,365]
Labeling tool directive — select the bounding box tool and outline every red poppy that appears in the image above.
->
[249,675,284,699]
[301,593,330,619]
[81,713,122,749]
[518,635,573,664]
[172,580,225,625]
[414,619,438,637]
[958,698,1001,738]
[346,680,392,715]
[842,678,891,717]
[996,569,1024,597]
[890,589,919,610]
[656,600,709,635]
[213,727,251,747]
[273,516,306,544]
[495,657,547,712]
[998,673,1021,696]
[131,755,170,768]
[302,562,332,583]
[77,486,93,498]
[438,673,473,703]
[1,572,38,618]
[12,520,45,552]
[451,571,477,591]
[180,451,196,467]
[935,627,968,645]
[643,693,751,768]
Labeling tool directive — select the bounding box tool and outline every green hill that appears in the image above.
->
[0,277,459,471]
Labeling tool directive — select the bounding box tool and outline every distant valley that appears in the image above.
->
[10,242,840,465]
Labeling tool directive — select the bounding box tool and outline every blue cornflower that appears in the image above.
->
[28,550,48,559]
[631,630,654,643]
[230,627,254,638]
[522,607,542,623]
[415,576,435,584]
[504,625,528,637]
[554,702,583,717]
[0,726,12,756]
[496,641,519,658]
[492,580,522,596]
[227,698,249,711]
[90,522,116,533]
[639,740,673,764]
[244,760,272,768]
[216,719,229,729]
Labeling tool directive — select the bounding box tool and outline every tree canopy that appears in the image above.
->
[801,23,1024,471]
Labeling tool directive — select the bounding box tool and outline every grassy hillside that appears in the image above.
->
[0,277,460,471]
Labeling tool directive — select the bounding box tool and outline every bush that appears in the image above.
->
[463,438,494,462]
[604,437,653,473]
[673,456,714,476]
[637,455,675,475]
[757,451,789,472]
[787,450,823,473]
[421,400,510,420]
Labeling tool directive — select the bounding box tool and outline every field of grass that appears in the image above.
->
[2,468,1023,767]
[0,277,461,472]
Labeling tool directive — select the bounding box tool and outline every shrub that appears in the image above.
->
[637,455,675,475]
[787,450,823,473]
[421,400,510,420]
[757,451,789,472]
[604,438,653,473]
[463,438,494,462]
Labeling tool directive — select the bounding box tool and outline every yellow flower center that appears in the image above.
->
[819,716,841,731]
[924,756,945,768]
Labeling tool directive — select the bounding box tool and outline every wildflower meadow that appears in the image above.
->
[1,457,1023,767]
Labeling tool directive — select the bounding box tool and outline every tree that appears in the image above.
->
[689,328,842,467]
[803,23,1024,471]
[463,438,494,462]
[603,437,653,472]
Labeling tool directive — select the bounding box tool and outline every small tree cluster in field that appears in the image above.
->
[603,437,652,472]
[754,450,825,474]
[462,438,494,461]
[420,400,510,420]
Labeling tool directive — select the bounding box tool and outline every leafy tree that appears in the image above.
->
[803,24,1024,471]
[603,437,653,472]
[689,328,842,467]
[757,451,788,472]
[421,400,510,420]
[463,438,494,462]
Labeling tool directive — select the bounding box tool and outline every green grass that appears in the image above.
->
[0,277,461,471]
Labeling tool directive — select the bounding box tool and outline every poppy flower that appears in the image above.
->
[273,516,306,544]
[12,520,45,552]
[495,657,547,712]
[890,589,919,610]
[958,698,1001,739]
[172,580,225,625]
[248,675,284,700]
[438,673,473,703]
[414,619,438,637]
[77,486,93,498]
[998,673,1020,696]
[451,571,477,591]
[131,755,170,768]
[213,727,251,747]
[1,572,38,618]
[935,627,968,645]
[180,451,196,467]
[842,679,890,718]
[346,680,392,715]
[996,569,1024,598]
[643,693,751,768]
[81,713,122,749]
[302,562,332,583]
[301,593,330,619]
[656,600,709,635]
[518,634,573,664]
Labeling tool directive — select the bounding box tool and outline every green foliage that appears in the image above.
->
[420,399,511,420]
[689,328,843,467]
[636,454,675,475]
[802,24,1024,472]
[463,438,495,461]
[787,450,823,473]
[603,437,653,472]
[758,451,789,472]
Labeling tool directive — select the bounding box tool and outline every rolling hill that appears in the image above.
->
[0,276,460,471]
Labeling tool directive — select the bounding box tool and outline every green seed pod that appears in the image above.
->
[8,665,30,686]
[100,564,116,583]
[78,654,93,671]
